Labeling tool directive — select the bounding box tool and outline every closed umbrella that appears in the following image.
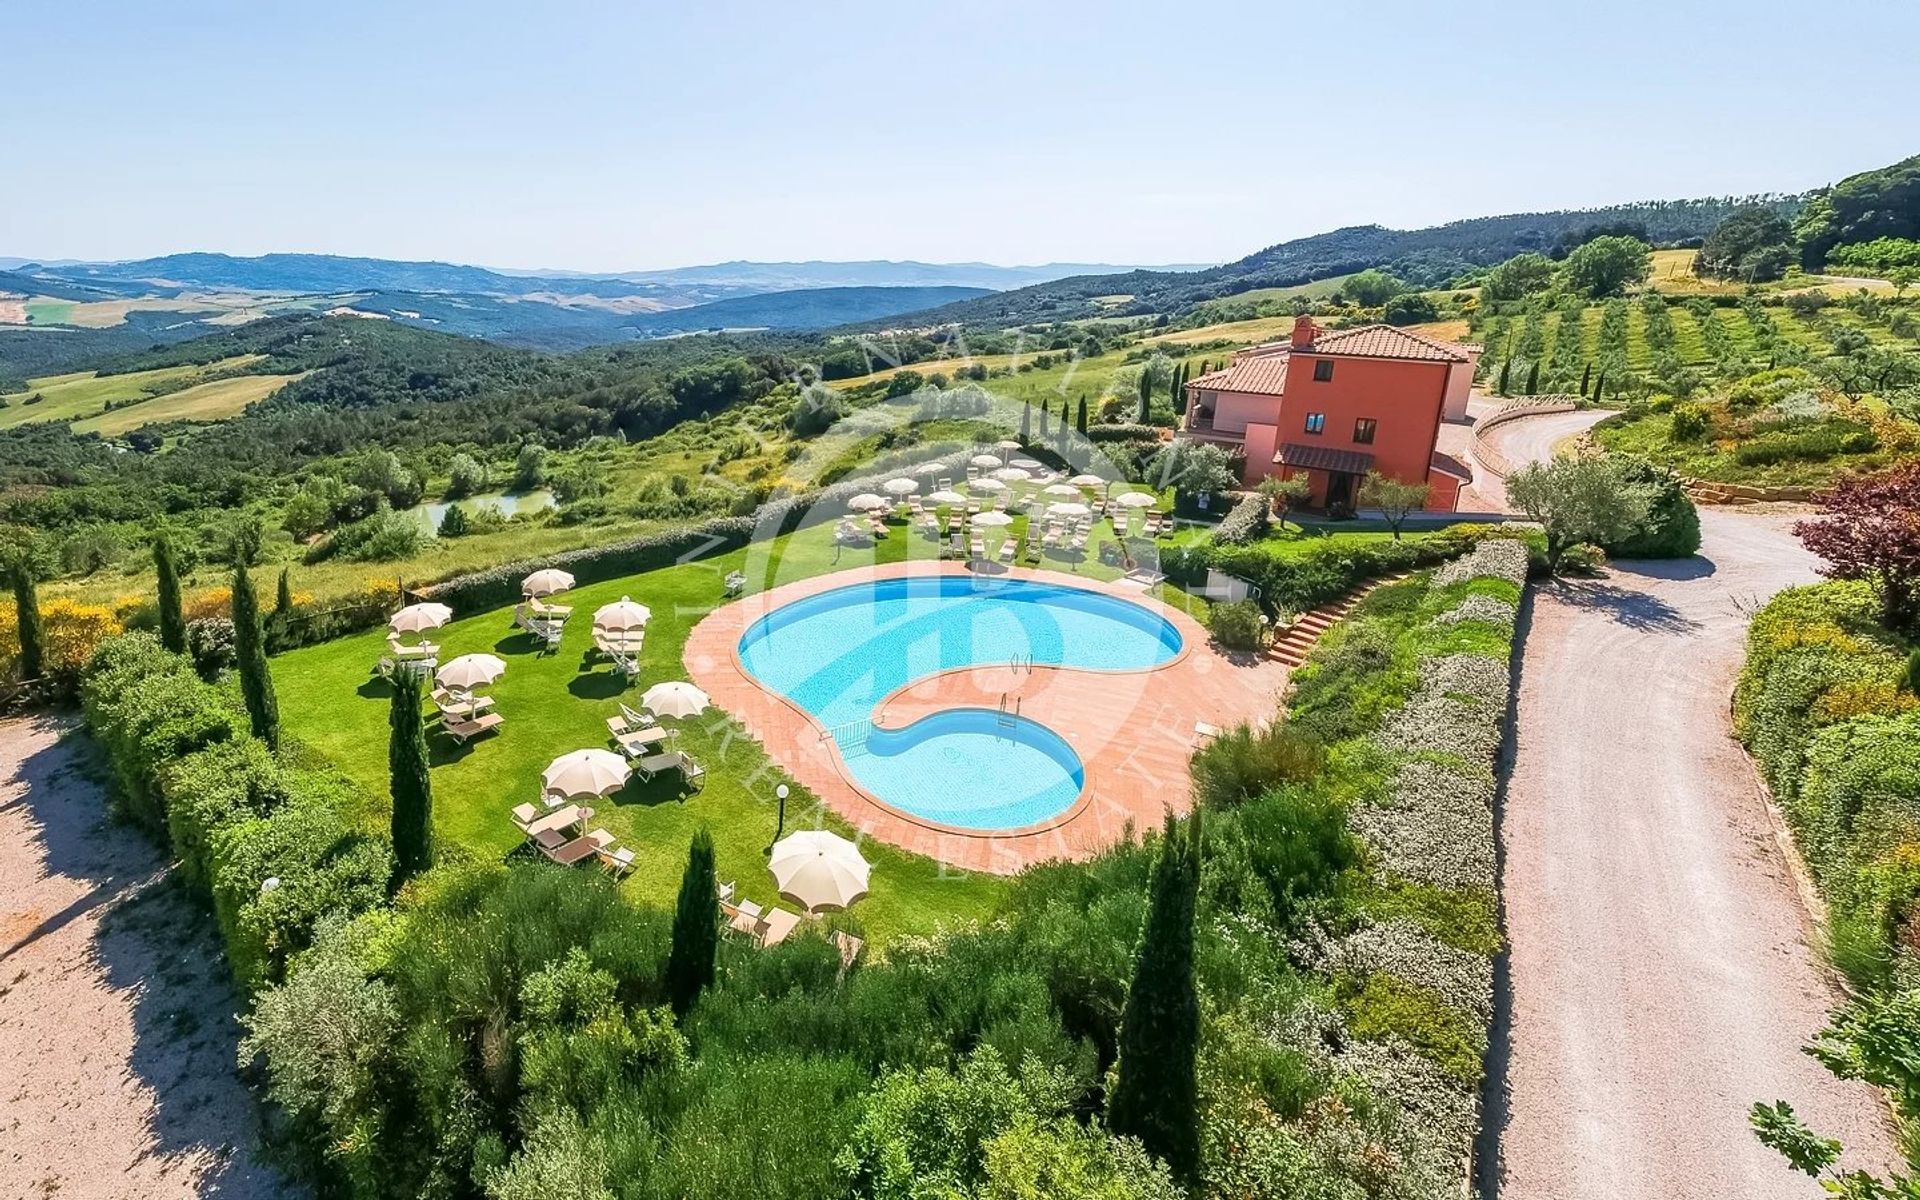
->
[927,490,966,505]
[642,680,710,720]
[769,830,871,913]
[882,477,919,496]
[390,602,453,636]
[969,454,1002,469]
[522,569,575,597]
[847,493,887,512]
[542,749,630,801]
[436,653,506,691]
[593,596,651,632]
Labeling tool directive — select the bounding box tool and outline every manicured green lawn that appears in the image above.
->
[275,506,1200,945]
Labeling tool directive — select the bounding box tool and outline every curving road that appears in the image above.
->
[1466,406,1613,511]
[1474,405,1898,1196]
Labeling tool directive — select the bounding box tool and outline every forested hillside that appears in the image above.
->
[856,196,1801,329]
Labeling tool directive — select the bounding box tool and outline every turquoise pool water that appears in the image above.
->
[737,575,1182,830]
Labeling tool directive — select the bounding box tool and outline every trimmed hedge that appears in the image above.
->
[1211,494,1270,546]
[81,631,392,990]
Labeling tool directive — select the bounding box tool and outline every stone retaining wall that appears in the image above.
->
[1471,397,1582,479]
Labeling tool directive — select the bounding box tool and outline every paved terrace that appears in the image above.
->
[684,561,1291,873]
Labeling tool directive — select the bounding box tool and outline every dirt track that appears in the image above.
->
[1485,510,1899,1196]
[0,717,296,1199]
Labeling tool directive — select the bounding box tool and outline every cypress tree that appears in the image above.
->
[1173,363,1188,416]
[666,828,720,1016]
[1075,396,1089,435]
[1579,362,1592,398]
[10,560,43,681]
[388,671,433,885]
[1038,399,1051,437]
[1594,371,1607,402]
[1136,370,1152,423]
[231,556,280,748]
[154,532,186,655]
[1524,360,1540,395]
[1019,401,1032,441]
[1108,811,1202,1183]
[1496,358,1512,396]
[275,566,294,615]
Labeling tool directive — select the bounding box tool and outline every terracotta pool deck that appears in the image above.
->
[682,561,1291,874]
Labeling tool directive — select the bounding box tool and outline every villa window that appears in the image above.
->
[1353,417,1377,444]
[1313,359,1335,382]
[1304,412,1325,435]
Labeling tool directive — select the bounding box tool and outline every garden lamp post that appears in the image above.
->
[769,784,789,853]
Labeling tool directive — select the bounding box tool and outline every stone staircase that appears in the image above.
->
[1266,572,1410,667]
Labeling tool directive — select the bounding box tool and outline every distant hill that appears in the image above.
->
[624,285,992,334]
[589,259,1213,292]
[850,196,1805,330]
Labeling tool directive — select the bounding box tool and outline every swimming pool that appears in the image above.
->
[736,575,1182,830]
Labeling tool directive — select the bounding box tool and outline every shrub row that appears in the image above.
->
[81,632,391,989]
[1734,581,1920,988]
[1210,493,1270,546]
[1282,536,1529,1178]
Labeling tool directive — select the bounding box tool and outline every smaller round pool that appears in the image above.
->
[857,709,1084,830]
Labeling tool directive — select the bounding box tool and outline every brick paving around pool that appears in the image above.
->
[683,560,1291,874]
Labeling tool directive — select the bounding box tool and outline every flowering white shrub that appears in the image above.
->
[1429,593,1518,630]
[1432,537,1530,588]
[1330,920,1493,1025]
[1420,653,1511,704]
[1349,759,1496,891]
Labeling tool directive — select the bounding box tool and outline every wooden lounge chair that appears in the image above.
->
[541,828,613,867]
[444,711,504,744]
[605,705,655,738]
[596,844,636,878]
[723,570,746,596]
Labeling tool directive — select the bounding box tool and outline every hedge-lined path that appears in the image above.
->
[0,716,297,1200]
[1485,510,1898,1197]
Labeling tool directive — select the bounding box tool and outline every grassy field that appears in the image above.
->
[273,510,1197,945]
[73,371,303,434]
[0,353,270,429]
[1646,247,1898,298]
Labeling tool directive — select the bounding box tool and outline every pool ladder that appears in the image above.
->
[997,694,1020,729]
[821,717,873,758]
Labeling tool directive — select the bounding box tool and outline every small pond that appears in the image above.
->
[402,489,556,536]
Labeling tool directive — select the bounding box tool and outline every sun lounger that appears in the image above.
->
[541,828,614,867]
[596,844,636,878]
[522,804,592,839]
[997,540,1016,563]
[531,600,573,620]
[444,712,504,744]
[756,907,802,947]
[724,570,746,596]
[606,707,655,738]
[1193,721,1224,745]
[970,537,986,560]
[614,724,672,756]
[716,880,736,903]
[436,692,496,721]
[511,802,540,828]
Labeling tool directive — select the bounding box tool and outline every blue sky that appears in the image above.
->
[5,1,1916,271]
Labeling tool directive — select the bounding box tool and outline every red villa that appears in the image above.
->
[1182,315,1481,511]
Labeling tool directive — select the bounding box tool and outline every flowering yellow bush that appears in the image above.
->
[1814,679,1920,724]
[0,598,123,680]
[185,587,232,621]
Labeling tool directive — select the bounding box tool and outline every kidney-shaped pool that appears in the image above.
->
[736,575,1182,830]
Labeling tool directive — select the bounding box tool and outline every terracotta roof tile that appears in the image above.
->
[1275,443,1375,475]
[1312,324,1471,363]
[1189,353,1290,396]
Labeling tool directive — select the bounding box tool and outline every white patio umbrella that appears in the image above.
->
[1043,483,1081,498]
[593,596,651,632]
[969,454,1002,469]
[641,680,710,720]
[971,510,1014,528]
[389,602,453,636]
[436,653,506,691]
[522,568,575,597]
[769,830,871,913]
[912,461,946,476]
[847,493,888,512]
[969,477,1007,494]
[994,439,1022,451]
[927,490,967,505]
[1068,473,1107,488]
[1010,457,1044,471]
[1114,491,1157,509]
[882,477,920,496]
[992,467,1031,483]
[1048,501,1091,518]
[542,749,630,801]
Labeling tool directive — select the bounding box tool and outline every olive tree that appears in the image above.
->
[1506,456,1654,571]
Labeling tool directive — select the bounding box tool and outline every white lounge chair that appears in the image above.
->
[444,712,504,744]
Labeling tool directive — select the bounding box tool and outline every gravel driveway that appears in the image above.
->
[1466,407,1614,510]
[0,717,297,1199]
[1485,510,1899,1196]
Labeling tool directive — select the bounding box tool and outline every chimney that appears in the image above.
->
[1290,314,1317,350]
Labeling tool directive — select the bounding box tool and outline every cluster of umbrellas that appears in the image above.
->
[540,681,712,801]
